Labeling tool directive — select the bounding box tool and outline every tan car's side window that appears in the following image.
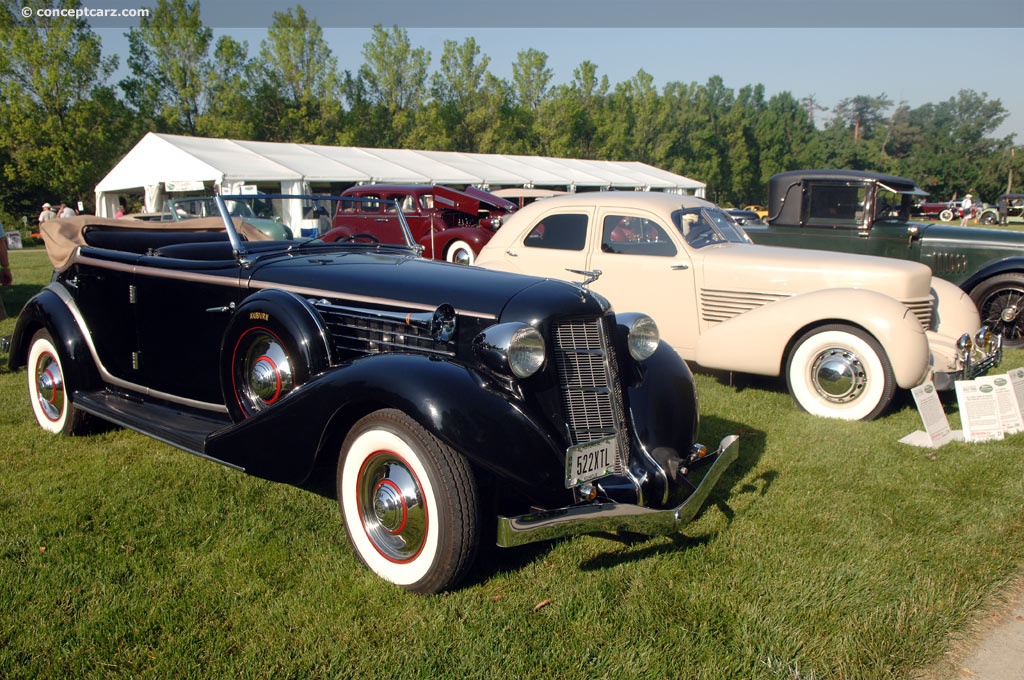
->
[600,215,676,256]
[523,213,588,251]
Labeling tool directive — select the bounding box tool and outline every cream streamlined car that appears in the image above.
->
[475,192,1001,420]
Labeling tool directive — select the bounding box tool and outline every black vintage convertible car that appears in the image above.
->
[4,195,737,594]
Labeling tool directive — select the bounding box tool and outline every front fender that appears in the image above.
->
[931,276,981,337]
[205,353,568,501]
[694,288,929,388]
[960,257,1024,294]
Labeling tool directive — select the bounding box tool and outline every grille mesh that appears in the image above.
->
[315,303,454,357]
[552,316,627,476]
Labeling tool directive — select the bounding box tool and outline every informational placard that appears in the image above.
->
[1007,368,1024,415]
[903,382,955,448]
[955,380,1006,442]
[976,374,1024,435]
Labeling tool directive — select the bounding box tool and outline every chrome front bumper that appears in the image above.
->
[932,330,1003,391]
[496,434,739,548]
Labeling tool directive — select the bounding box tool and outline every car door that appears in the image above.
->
[132,254,246,405]
[497,209,593,281]
[67,250,141,382]
[585,210,699,356]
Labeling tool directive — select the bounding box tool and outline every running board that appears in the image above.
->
[73,390,238,467]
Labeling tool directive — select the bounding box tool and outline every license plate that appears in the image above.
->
[565,435,618,487]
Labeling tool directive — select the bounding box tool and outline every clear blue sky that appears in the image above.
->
[90,1,1024,141]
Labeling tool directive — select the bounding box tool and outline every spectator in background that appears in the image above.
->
[960,194,973,226]
[58,202,76,218]
[38,202,56,226]
[0,222,12,321]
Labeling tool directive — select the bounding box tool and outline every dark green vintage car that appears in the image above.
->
[743,170,1024,348]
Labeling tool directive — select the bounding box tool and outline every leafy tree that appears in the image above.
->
[601,70,665,166]
[754,91,819,191]
[831,93,893,143]
[197,36,257,139]
[414,37,496,151]
[120,0,211,134]
[0,0,132,215]
[354,25,430,146]
[536,61,608,159]
[511,48,552,113]
[249,5,343,144]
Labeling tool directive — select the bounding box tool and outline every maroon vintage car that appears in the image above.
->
[322,184,517,264]
[913,199,966,222]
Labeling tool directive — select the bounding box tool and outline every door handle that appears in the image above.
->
[671,263,690,270]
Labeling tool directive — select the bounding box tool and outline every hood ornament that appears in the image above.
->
[566,268,602,288]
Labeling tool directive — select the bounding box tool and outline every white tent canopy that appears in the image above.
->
[95,132,706,218]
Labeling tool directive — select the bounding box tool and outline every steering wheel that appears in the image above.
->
[340,233,381,244]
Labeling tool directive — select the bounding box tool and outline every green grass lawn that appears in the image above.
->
[2,247,1023,679]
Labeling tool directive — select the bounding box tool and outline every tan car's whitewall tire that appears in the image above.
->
[786,325,896,421]
[338,409,479,594]
[27,329,89,435]
[445,240,475,265]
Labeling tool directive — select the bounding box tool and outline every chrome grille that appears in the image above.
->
[552,316,627,476]
[901,296,934,331]
[315,302,454,358]
[700,289,791,322]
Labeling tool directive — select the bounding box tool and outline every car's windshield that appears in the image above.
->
[874,187,914,222]
[217,194,418,249]
[673,206,751,248]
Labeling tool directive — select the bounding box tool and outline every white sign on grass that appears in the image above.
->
[955,379,1006,442]
[904,382,955,448]
[975,375,1024,435]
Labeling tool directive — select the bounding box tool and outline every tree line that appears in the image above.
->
[2,0,1021,229]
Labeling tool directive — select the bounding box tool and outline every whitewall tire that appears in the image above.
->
[338,409,479,594]
[785,325,896,421]
[445,240,475,265]
[27,329,89,435]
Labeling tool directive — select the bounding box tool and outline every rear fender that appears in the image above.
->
[694,288,929,388]
[7,285,101,390]
[418,227,492,258]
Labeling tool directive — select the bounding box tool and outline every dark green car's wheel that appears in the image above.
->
[338,409,479,594]
[971,273,1024,349]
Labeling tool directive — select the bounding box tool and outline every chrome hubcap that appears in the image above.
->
[811,348,866,403]
[34,353,65,422]
[1001,305,1020,323]
[358,454,427,562]
[241,334,293,410]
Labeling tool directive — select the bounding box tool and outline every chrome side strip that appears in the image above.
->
[68,252,498,320]
[47,283,229,414]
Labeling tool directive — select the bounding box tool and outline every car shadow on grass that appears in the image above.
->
[470,414,771,581]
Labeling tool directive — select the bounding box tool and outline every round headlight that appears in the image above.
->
[508,325,546,378]
[975,326,992,352]
[627,314,660,361]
